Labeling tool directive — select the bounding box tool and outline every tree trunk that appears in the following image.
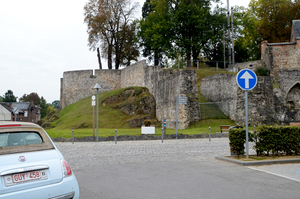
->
[186,51,191,68]
[108,45,113,69]
[192,48,199,68]
[97,48,102,69]
[154,53,159,66]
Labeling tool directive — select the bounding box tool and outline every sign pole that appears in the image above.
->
[93,106,95,137]
[176,96,178,140]
[245,91,249,158]
[93,83,101,142]
[236,69,257,159]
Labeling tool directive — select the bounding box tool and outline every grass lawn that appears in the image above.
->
[228,154,300,161]
[46,119,237,138]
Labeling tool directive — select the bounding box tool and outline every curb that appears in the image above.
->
[215,156,300,166]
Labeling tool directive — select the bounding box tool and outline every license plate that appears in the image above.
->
[4,170,48,186]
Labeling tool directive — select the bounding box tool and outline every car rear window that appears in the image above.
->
[0,132,43,147]
[0,129,54,155]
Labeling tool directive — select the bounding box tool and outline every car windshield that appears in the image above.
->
[0,132,43,147]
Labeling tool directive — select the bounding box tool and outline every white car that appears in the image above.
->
[0,121,79,199]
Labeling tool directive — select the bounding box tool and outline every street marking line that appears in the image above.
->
[248,167,300,183]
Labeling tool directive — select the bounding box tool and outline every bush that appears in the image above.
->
[229,128,246,157]
[229,125,300,156]
[255,66,270,76]
[143,119,157,127]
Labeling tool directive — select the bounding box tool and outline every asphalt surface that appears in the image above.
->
[55,138,300,199]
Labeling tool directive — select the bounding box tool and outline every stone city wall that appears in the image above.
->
[261,41,300,76]
[60,60,200,129]
[200,73,300,125]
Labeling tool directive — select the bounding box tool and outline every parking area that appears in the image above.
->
[55,138,300,199]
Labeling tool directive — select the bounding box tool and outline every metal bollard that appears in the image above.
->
[72,129,74,144]
[162,128,164,143]
[115,129,117,144]
[209,127,211,142]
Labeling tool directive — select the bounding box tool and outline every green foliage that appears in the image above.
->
[0,96,3,102]
[229,125,300,156]
[254,126,300,155]
[40,97,49,119]
[240,0,300,61]
[229,128,247,156]
[255,66,270,76]
[19,92,41,105]
[3,90,17,102]
[52,100,60,109]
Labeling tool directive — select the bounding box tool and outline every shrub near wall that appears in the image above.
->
[229,128,247,156]
[254,126,300,155]
[229,126,300,156]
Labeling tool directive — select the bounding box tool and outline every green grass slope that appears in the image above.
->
[50,87,153,129]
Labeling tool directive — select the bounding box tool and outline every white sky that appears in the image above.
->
[0,0,250,104]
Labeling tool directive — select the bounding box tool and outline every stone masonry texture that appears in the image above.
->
[60,61,200,129]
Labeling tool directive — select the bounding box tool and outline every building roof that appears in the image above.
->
[0,103,13,113]
[0,102,34,114]
[292,20,300,39]
[11,102,31,111]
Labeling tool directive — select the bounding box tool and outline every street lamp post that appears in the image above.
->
[94,83,101,142]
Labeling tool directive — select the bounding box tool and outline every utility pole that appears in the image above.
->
[223,24,226,69]
[227,0,231,67]
[231,7,235,72]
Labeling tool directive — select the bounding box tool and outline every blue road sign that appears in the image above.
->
[236,69,257,90]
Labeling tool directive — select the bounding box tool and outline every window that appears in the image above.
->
[0,132,43,147]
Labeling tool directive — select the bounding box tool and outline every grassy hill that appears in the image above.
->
[43,87,156,130]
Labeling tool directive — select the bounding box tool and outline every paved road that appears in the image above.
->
[55,138,300,199]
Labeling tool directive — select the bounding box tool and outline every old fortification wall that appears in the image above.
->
[60,60,200,129]
[200,72,300,125]
[60,69,121,109]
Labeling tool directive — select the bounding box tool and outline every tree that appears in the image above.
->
[40,97,49,119]
[84,0,139,69]
[238,0,300,61]
[52,100,60,109]
[119,22,140,66]
[3,90,17,102]
[19,92,41,105]
[138,0,232,67]
[256,0,299,43]
[0,96,3,102]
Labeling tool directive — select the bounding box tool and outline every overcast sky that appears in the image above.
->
[0,0,250,104]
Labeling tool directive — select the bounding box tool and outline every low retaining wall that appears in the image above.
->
[52,133,228,142]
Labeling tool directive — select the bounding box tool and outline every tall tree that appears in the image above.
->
[137,0,224,67]
[40,97,48,119]
[19,92,41,105]
[3,90,17,102]
[239,0,300,61]
[84,0,139,69]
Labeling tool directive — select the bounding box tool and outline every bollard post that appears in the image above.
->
[209,127,211,142]
[115,129,117,144]
[162,128,164,143]
[72,129,74,144]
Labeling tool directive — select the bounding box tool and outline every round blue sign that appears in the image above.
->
[236,69,257,90]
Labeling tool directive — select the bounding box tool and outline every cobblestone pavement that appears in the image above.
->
[55,138,241,170]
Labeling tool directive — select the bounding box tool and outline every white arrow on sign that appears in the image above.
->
[240,71,254,89]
